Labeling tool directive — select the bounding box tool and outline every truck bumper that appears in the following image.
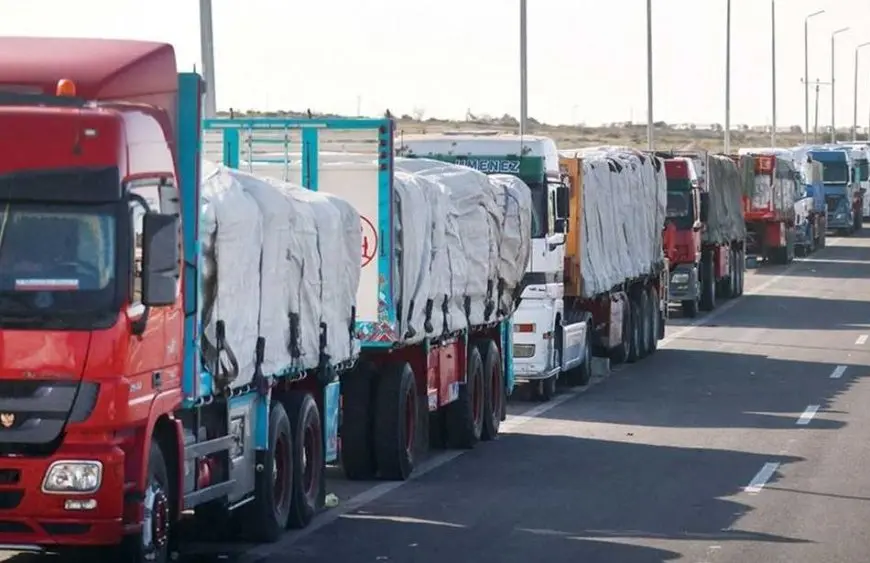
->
[0,442,127,548]
[512,299,558,382]
[667,264,698,302]
[827,214,851,230]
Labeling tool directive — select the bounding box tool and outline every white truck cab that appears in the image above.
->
[397,132,591,400]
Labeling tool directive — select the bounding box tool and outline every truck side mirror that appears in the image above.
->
[141,212,180,307]
[555,184,569,220]
[554,184,570,234]
[699,192,710,223]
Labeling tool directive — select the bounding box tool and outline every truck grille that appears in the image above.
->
[0,380,99,455]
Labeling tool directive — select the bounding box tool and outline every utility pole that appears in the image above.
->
[771,0,777,146]
[199,0,217,118]
[725,0,732,153]
[831,27,850,143]
[853,42,870,141]
[646,0,654,150]
[804,10,825,143]
[803,78,831,143]
[519,0,528,136]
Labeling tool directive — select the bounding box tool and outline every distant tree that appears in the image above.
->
[653,120,668,128]
[790,125,803,134]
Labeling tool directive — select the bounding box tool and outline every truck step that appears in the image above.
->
[184,435,235,460]
[183,478,237,510]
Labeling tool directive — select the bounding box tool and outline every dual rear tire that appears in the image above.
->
[341,338,506,482]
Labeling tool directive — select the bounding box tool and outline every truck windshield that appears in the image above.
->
[821,162,849,183]
[856,159,869,183]
[0,201,117,327]
[526,182,547,238]
[667,192,691,218]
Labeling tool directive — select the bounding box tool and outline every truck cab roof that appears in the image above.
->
[0,37,178,133]
[397,133,560,177]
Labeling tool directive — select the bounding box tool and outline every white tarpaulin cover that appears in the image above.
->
[391,158,532,343]
[562,147,667,298]
[199,162,361,387]
[704,155,747,244]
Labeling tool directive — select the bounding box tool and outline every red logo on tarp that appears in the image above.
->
[361,216,378,267]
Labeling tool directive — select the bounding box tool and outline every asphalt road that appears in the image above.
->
[5,230,870,563]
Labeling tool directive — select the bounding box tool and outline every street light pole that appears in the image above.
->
[804,10,825,143]
[646,0,654,150]
[771,0,777,146]
[519,0,528,136]
[199,0,217,118]
[832,27,850,143]
[725,0,731,153]
[853,42,870,141]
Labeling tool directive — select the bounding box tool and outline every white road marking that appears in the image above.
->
[796,405,819,425]
[830,365,847,379]
[856,334,868,345]
[745,462,780,494]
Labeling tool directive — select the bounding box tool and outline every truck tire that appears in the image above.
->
[627,292,643,363]
[717,251,734,299]
[699,252,716,311]
[681,298,699,318]
[477,339,504,441]
[242,401,294,542]
[446,345,485,447]
[285,392,325,529]
[609,297,631,365]
[374,362,418,480]
[118,440,172,563]
[340,367,377,480]
[646,286,659,355]
[564,319,593,387]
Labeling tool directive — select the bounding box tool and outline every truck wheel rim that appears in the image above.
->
[404,387,416,455]
[302,420,321,498]
[142,480,170,553]
[490,360,502,420]
[472,368,483,426]
[273,435,290,510]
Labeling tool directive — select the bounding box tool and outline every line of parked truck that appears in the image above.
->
[0,37,863,563]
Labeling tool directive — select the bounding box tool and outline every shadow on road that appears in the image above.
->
[258,434,806,563]
[538,349,857,431]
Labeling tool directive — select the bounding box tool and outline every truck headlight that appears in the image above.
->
[42,461,102,494]
[671,272,690,284]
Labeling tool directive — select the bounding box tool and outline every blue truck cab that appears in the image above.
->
[807,147,862,234]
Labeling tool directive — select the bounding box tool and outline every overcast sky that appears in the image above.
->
[3,0,869,127]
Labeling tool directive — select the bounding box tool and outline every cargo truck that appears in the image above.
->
[836,142,870,219]
[397,138,669,401]
[805,146,862,234]
[396,134,592,401]
[0,37,528,562]
[794,155,828,254]
[734,151,798,264]
[657,151,746,317]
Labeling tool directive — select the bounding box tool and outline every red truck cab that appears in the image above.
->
[661,157,706,316]
[0,38,184,558]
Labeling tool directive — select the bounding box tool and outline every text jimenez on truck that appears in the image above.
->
[0,36,851,562]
